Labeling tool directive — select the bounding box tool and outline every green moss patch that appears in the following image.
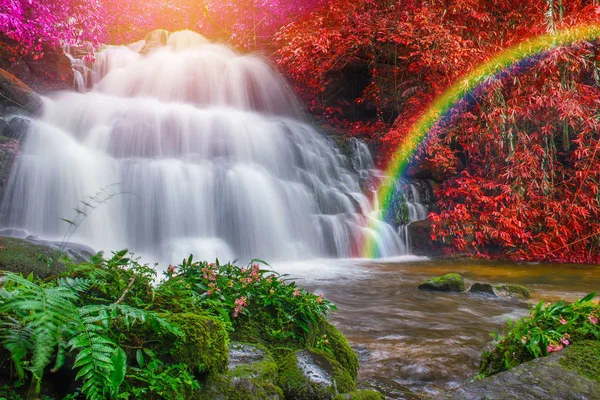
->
[197,374,284,400]
[167,313,229,375]
[560,340,600,383]
[0,237,66,279]
[309,321,359,380]
[418,272,465,292]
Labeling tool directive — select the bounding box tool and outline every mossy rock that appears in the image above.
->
[494,284,531,300]
[277,349,355,400]
[196,374,283,400]
[308,321,359,380]
[167,313,229,375]
[418,273,465,292]
[560,340,600,383]
[333,390,385,400]
[229,342,278,383]
[153,276,202,313]
[0,236,67,279]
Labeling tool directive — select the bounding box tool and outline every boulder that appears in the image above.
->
[0,137,19,198]
[442,341,600,400]
[418,273,466,292]
[494,284,531,300]
[0,68,43,116]
[308,321,360,380]
[278,349,356,400]
[468,283,496,296]
[197,342,282,400]
[0,236,69,278]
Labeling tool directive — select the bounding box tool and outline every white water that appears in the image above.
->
[1,31,406,265]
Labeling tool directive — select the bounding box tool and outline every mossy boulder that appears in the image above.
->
[418,273,465,292]
[197,343,282,400]
[445,341,600,399]
[167,313,228,375]
[559,340,600,384]
[0,236,67,278]
[494,284,531,300]
[0,68,42,116]
[333,390,385,400]
[197,373,283,400]
[228,343,278,382]
[277,349,356,400]
[308,321,359,380]
[469,283,496,296]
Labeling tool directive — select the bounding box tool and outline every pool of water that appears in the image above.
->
[273,257,600,398]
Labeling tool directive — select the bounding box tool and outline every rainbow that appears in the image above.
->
[363,23,600,258]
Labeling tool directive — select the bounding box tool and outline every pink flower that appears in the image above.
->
[559,316,567,325]
[548,344,564,353]
[521,336,527,344]
[561,338,570,346]
[293,290,301,297]
[589,315,599,325]
[316,294,323,304]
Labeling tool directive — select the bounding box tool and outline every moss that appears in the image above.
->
[196,374,284,400]
[309,321,359,380]
[167,313,229,375]
[153,276,202,313]
[0,237,67,279]
[495,284,531,299]
[229,343,278,383]
[560,340,600,383]
[333,390,385,400]
[277,350,355,400]
[418,272,465,292]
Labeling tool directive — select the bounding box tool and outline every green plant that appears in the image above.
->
[0,265,180,399]
[120,349,200,399]
[479,293,600,377]
[163,256,337,344]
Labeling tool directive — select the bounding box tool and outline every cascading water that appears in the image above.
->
[1,30,404,265]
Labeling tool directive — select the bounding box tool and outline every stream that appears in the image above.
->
[274,257,600,398]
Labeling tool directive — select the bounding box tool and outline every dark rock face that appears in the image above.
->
[442,346,600,400]
[0,138,19,199]
[418,273,466,292]
[0,37,73,93]
[468,283,496,296]
[408,218,442,256]
[0,68,43,116]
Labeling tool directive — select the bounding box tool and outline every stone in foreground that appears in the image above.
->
[418,273,466,292]
[442,341,600,400]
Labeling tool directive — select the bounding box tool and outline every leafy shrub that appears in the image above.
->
[479,293,600,377]
[161,256,337,344]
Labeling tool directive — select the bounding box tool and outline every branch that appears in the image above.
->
[114,277,136,305]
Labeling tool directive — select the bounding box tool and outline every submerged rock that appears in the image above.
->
[468,283,496,296]
[443,341,600,400]
[418,273,466,292]
[278,349,356,400]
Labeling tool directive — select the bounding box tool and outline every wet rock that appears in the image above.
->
[442,341,600,400]
[0,68,43,116]
[418,273,465,292]
[198,343,282,399]
[0,138,19,198]
[141,29,171,54]
[494,284,531,300]
[278,349,356,400]
[469,283,496,296]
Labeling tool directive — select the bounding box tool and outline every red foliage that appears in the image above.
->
[276,0,600,263]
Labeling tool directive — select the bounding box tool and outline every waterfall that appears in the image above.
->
[1,30,404,265]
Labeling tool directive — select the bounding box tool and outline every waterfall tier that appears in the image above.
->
[2,31,404,265]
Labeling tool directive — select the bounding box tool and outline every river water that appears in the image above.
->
[274,257,600,399]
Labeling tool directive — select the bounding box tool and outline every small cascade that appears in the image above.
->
[385,179,433,251]
[1,30,405,265]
